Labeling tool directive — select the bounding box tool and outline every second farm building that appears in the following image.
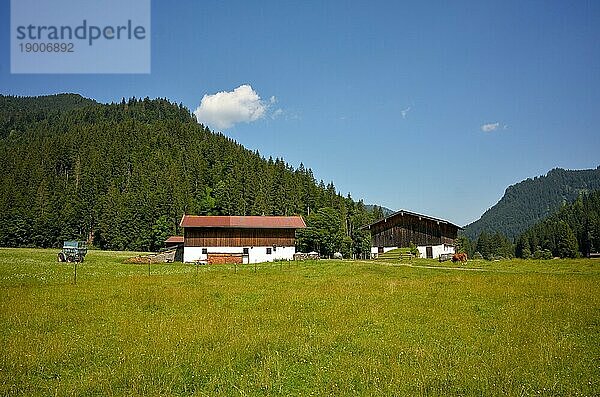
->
[364,210,461,259]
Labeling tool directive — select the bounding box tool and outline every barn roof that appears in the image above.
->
[165,236,184,243]
[180,215,306,229]
[363,209,462,230]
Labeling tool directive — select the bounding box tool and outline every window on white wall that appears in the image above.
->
[266,248,272,254]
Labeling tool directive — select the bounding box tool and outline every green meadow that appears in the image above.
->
[0,248,598,396]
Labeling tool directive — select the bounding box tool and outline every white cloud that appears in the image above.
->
[401,107,411,119]
[271,108,284,119]
[194,85,271,129]
[481,122,500,132]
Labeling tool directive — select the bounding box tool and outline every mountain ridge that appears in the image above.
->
[463,166,600,239]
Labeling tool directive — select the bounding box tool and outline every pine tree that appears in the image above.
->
[555,221,578,258]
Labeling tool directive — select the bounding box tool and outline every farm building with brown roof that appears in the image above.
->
[179,215,306,264]
[363,209,461,259]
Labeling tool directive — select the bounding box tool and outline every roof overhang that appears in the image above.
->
[180,215,306,229]
[360,209,462,230]
[165,236,184,243]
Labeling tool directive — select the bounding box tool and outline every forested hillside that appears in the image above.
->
[0,93,96,139]
[0,94,379,255]
[463,167,600,239]
[515,190,600,258]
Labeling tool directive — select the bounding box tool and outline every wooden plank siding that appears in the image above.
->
[184,227,296,247]
[370,213,458,247]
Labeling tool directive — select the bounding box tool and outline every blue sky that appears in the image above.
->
[1,0,599,226]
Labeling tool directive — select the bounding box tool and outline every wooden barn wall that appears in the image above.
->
[371,214,458,247]
[185,228,296,247]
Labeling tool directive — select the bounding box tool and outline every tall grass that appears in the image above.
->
[0,248,598,396]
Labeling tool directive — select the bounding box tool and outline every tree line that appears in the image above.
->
[514,190,600,259]
[457,190,600,259]
[0,94,383,257]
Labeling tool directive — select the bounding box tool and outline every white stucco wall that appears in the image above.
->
[370,246,398,255]
[370,244,455,259]
[417,244,455,259]
[184,246,296,264]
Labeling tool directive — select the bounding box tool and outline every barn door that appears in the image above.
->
[426,246,433,259]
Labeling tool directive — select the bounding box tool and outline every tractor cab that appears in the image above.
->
[58,241,88,263]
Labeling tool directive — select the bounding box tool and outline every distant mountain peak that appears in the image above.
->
[364,204,395,218]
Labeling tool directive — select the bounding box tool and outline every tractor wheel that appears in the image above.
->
[67,255,74,263]
[58,252,66,262]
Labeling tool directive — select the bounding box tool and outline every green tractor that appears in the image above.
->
[58,241,88,263]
